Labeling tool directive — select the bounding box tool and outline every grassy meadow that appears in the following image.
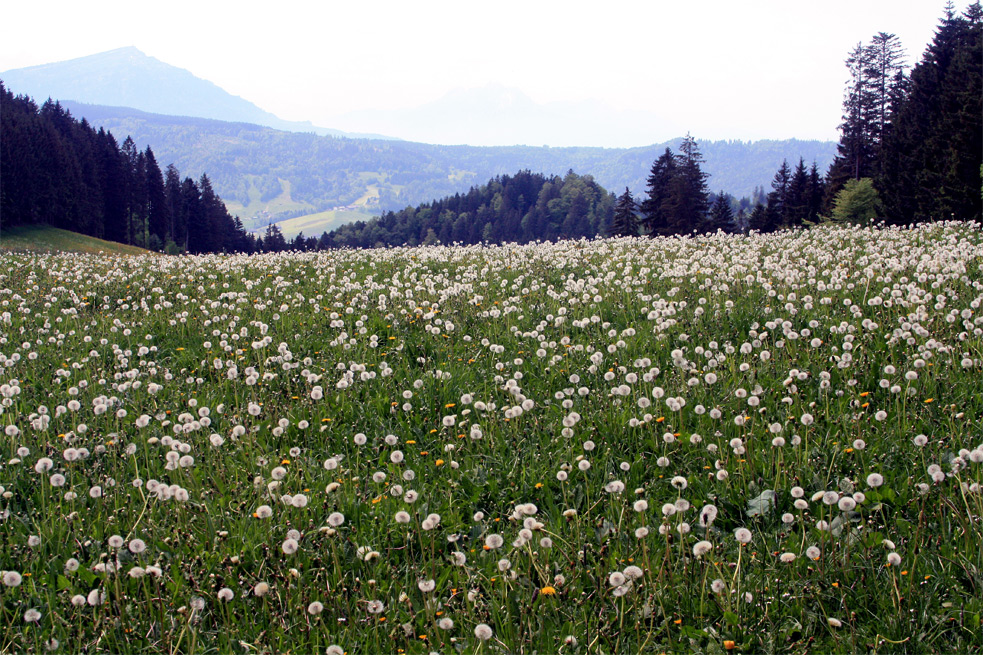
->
[0,225,152,256]
[1,223,982,654]
[259,209,377,241]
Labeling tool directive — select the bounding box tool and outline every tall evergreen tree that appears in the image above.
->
[97,130,128,243]
[639,148,676,235]
[144,147,169,250]
[120,136,141,244]
[747,202,776,233]
[879,3,982,222]
[825,41,878,209]
[786,158,810,226]
[263,223,287,252]
[664,134,711,234]
[867,32,907,170]
[610,187,639,237]
[183,177,206,253]
[708,192,734,233]
[164,164,185,251]
[807,162,826,222]
[767,160,792,228]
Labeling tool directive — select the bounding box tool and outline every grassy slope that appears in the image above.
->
[225,177,316,224]
[253,209,375,240]
[0,225,153,255]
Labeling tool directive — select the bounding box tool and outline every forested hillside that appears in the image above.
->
[322,170,614,248]
[0,83,252,253]
[55,101,835,222]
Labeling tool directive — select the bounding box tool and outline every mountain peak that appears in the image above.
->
[1,49,395,140]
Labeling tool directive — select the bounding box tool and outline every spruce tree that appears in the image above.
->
[639,148,676,235]
[610,188,639,237]
[767,160,792,228]
[825,42,878,208]
[867,32,907,173]
[808,162,826,222]
[144,147,169,250]
[664,134,710,234]
[879,3,982,222]
[708,192,734,233]
[786,158,810,226]
[747,203,776,233]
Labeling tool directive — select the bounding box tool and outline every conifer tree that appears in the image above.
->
[640,148,676,235]
[664,134,710,234]
[767,160,792,227]
[786,158,810,226]
[808,162,826,222]
[747,203,776,233]
[825,42,878,208]
[879,3,982,222]
[144,147,169,250]
[610,188,639,237]
[708,192,734,233]
[263,223,287,252]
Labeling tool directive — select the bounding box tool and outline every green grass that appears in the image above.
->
[0,224,152,255]
[1,222,982,654]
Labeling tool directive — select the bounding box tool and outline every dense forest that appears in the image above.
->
[791,3,980,226]
[320,170,614,249]
[0,83,253,253]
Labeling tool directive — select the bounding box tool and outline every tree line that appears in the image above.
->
[314,170,614,249]
[1,83,254,253]
[609,3,980,238]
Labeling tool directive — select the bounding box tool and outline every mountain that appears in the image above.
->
[52,100,836,230]
[330,84,682,148]
[0,47,393,140]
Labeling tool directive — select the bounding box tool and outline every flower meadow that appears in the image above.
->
[1,222,983,654]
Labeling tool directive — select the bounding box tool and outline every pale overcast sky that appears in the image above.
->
[1,0,963,146]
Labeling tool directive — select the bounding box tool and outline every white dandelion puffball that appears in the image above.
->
[474,623,493,640]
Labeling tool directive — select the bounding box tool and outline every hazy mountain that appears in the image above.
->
[1,47,393,140]
[54,100,836,228]
[331,84,683,148]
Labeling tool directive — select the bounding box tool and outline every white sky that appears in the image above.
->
[1,0,961,146]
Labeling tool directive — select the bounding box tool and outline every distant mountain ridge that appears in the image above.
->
[54,100,836,227]
[0,47,394,140]
[1,48,836,229]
